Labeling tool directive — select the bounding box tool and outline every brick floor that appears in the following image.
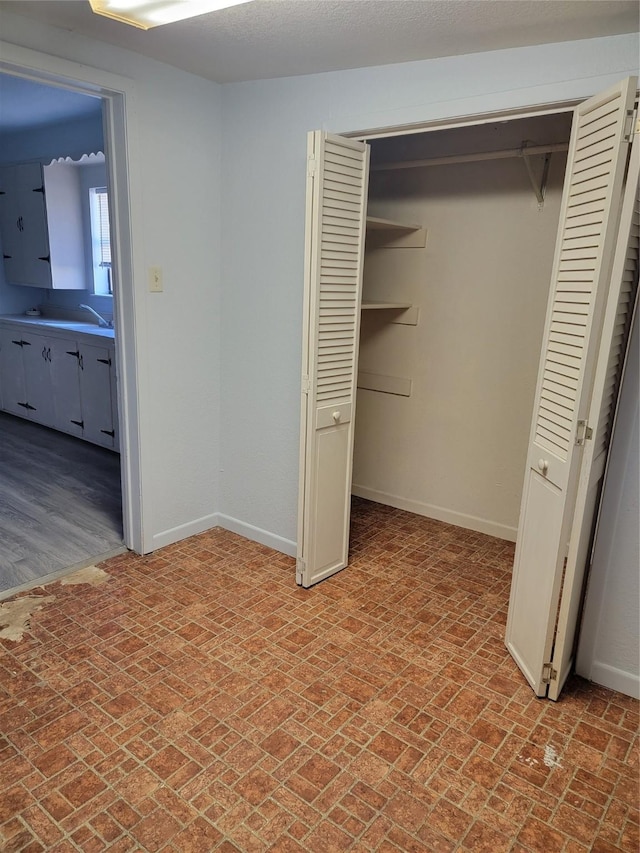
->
[0,498,637,852]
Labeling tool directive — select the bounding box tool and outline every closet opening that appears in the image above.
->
[351,111,573,547]
[298,78,639,700]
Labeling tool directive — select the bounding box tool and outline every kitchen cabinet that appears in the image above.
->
[77,342,117,449]
[0,160,85,289]
[0,320,118,450]
[0,327,27,417]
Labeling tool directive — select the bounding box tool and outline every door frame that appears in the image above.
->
[0,41,149,554]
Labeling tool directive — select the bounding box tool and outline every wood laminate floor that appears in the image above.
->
[0,412,123,595]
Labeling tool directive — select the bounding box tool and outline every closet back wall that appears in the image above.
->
[352,139,568,540]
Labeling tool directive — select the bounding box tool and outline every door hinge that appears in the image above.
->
[575,419,593,446]
[301,376,311,394]
[296,559,305,585]
[542,663,557,684]
[307,156,317,178]
[623,107,639,142]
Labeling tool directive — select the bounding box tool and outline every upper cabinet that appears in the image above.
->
[0,160,85,289]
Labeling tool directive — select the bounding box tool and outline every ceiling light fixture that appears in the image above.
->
[89,0,252,30]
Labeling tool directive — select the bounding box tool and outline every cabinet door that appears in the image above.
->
[0,168,24,284]
[0,327,27,416]
[79,342,115,448]
[21,332,55,426]
[17,187,52,288]
[48,337,83,437]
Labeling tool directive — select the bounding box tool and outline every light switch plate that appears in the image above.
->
[148,266,163,292]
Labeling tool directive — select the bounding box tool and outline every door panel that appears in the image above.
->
[506,77,636,697]
[22,332,55,427]
[79,343,115,448]
[297,131,369,588]
[0,328,27,416]
[49,337,83,437]
[549,137,640,700]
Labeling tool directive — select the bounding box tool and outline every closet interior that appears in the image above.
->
[351,112,574,542]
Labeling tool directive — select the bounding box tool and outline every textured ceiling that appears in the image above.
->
[0,0,637,84]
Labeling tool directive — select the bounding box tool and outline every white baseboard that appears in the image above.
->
[351,485,517,542]
[215,514,297,557]
[151,512,219,551]
[587,661,640,700]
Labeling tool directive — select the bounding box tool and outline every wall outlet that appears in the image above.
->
[148,266,163,292]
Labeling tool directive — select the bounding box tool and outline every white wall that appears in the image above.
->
[576,313,639,698]
[352,121,568,540]
[220,34,639,552]
[1,11,223,550]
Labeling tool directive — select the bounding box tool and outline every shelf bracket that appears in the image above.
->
[521,144,551,210]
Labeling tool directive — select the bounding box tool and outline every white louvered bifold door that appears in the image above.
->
[548,136,639,700]
[505,77,637,697]
[297,131,369,588]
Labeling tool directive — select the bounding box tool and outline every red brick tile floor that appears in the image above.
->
[0,498,637,852]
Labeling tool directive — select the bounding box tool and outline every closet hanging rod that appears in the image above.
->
[371,142,569,172]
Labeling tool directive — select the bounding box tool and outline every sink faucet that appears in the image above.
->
[79,304,111,328]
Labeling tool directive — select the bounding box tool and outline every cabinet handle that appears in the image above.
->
[12,339,30,347]
[42,346,47,361]
[32,186,45,194]
[70,419,84,429]
[3,254,11,259]
[38,255,51,264]
[18,402,36,411]
[66,350,80,359]
[47,347,52,362]
[97,358,112,366]
[100,429,115,437]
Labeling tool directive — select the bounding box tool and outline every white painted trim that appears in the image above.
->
[151,513,219,551]
[351,485,517,542]
[216,514,297,557]
[587,662,640,700]
[0,40,149,554]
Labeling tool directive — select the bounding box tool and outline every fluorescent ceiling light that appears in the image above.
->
[89,0,252,29]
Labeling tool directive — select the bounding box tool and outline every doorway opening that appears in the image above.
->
[352,111,573,547]
[0,68,134,597]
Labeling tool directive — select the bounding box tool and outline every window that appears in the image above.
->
[89,186,112,295]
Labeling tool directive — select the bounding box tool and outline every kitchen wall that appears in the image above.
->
[0,110,109,318]
[219,33,639,552]
[1,9,223,550]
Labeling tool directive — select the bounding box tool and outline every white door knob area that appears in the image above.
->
[538,458,549,474]
[332,411,341,422]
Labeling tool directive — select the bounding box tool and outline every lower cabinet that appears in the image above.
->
[0,324,118,450]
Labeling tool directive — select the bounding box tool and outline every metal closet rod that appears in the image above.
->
[371,141,570,172]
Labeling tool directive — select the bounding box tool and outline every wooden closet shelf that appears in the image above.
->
[360,303,419,325]
[361,301,412,310]
[366,215,422,232]
[365,217,427,248]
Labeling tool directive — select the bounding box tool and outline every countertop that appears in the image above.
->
[0,315,115,340]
